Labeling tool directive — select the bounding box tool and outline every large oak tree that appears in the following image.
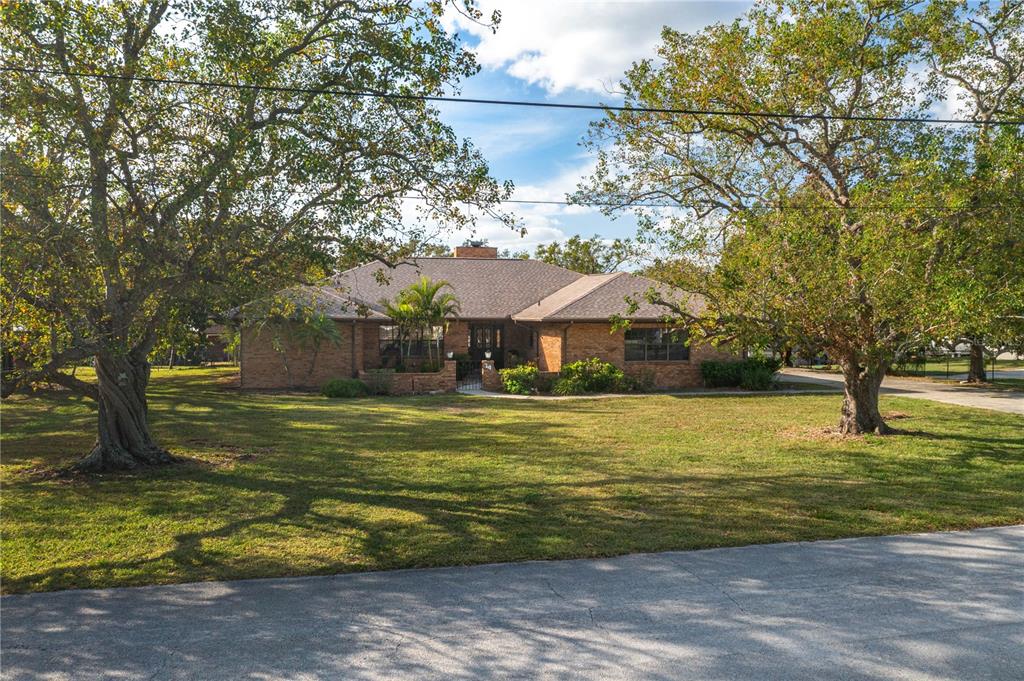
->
[1,0,511,469]
[576,0,1020,434]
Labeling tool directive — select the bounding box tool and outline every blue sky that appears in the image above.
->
[428,1,752,253]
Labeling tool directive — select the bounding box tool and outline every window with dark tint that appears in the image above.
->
[379,325,443,358]
[624,328,689,361]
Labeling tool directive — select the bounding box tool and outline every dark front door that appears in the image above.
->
[469,324,504,369]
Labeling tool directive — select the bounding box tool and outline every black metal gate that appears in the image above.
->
[456,358,481,390]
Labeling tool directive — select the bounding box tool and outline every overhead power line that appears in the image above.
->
[4,65,1022,127]
[2,173,995,211]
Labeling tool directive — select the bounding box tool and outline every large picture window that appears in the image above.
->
[624,328,689,361]
[379,325,444,358]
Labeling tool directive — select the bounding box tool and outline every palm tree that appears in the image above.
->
[382,298,416,367]
[386,277,460,368]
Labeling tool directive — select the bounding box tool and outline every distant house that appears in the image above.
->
[235,245,735,390]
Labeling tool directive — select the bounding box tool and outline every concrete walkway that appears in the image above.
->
[782,368,1024,415]
[456,386,839,399]
[3,526,1022,680]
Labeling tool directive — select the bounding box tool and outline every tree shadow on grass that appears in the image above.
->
[4,376,1023,593]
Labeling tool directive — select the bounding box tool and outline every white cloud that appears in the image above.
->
[511,156,599,212]
[447,1,748,95]
[399,158,606,253]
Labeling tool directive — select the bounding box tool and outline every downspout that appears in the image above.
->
[351,320,358,378]
[561,322,572,368]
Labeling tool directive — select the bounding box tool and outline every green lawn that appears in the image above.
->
[2,366,1022,594]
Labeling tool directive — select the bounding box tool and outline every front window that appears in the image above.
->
[624,328,689,361]
[380,325,444,357]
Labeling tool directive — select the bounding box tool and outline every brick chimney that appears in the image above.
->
[453,243,498,259]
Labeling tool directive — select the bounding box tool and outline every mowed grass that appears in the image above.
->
[2,366,1022,594]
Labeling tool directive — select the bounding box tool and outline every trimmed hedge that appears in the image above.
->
[559,357,624,393]
[321,378,370,398]
[701,358,781,390]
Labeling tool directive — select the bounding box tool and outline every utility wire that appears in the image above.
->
[4,65,1022,127]
[1,174,995,211]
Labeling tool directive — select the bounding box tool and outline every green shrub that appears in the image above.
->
[361,369,394,395]
[559,357,624,393]
[739,363,776,390]
[551,376,586,396]
[418,360,440,373]
[701,357,781,389]
[620,369,657,393]
[321,378,369,398]
[534,373,556,394]
[499,363,538,395]
[700,360,743,387]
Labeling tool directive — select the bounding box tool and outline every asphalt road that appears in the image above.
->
[781,367,1024,415]
[3,525,1022,680]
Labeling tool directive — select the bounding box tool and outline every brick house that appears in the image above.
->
[237,245,735,391]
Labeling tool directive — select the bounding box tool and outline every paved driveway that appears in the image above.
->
[3,526,1022,680]
[782,368,1024,415]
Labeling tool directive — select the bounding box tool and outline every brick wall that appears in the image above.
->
[360,361,456,394]
[362,321,381,370]
[481,359,502,391]
[240,321,356,390]
[453,246,498,258]
[555,322,739,390]
[534,323,566,372]
[505,322,536,364]
[444,320,470,357]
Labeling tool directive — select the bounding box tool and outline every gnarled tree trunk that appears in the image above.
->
[967,342,987,383]
[838,359,891,435]
[75,353,173,471]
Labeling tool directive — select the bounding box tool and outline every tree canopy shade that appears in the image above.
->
[574,0,1024,434]
[0,0,512,470]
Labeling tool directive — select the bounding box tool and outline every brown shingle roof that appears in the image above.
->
[330,257,584,319]
[511,273,624,321]
[235,258,702,323]
[512,272,701,321]
[230,285,390,321]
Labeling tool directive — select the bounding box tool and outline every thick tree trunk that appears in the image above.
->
[838,359,891,435]
[967,342,987,383]
[74,353,173,472]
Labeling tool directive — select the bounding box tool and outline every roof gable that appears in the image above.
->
[513,272,701,322]
[511,273,624,321]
